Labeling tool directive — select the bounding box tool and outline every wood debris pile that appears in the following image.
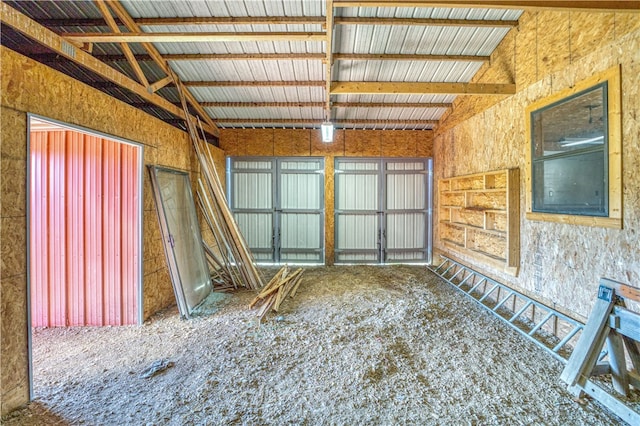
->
[250,266,304,321]
[174,76,263,291]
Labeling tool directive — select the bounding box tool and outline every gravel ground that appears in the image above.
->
[2,265,629,425]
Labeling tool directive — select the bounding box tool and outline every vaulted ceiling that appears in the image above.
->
[1,1,637,140]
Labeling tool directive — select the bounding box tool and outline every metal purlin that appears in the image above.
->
[428,256,584,364]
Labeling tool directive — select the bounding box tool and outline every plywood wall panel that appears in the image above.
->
[1,109,26,160]
[515,12,539,88]
[434,16,640,320]
[1,158,26,218]
[219,129,243,156]
[0,273,29,414]
[381,131,416,157]
[242,129,275,156]
[344,130,381,157]
[311,129,345,156]
[615,12,640,37]
[274,129,311,156]
[324,159,335,265]
[570,13,615,63]
[415,132,434,158]
[0,216,26,280]
[536,12,571,77]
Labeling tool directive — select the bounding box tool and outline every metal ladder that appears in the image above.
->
[428,256,584,364]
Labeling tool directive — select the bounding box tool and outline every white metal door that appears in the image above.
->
[334,158,432,264]
[228,157,324,263]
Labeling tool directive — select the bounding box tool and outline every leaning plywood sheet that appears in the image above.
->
[149,166,212,319]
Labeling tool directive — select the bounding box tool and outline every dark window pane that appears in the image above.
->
[531,84,607,158]
[532,151,607,216]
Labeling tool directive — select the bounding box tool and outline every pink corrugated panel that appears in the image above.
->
[30,127,140,327]
[84,134,104,325]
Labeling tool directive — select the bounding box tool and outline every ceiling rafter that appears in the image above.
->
[202,102,324,108]
[61,31,326,43]
[334,53,490,62]
[0,2,219,137]
[106,0,219,134]
[216,118,439,126]
[331,82,517,95]
[184,80,325,87]
[334,102,452,108]
[325,0,335,119]
[36,16,518,28]
[88,52,486,63]
[199,101,452,109]
[333,1,640,11]
[335,17,518,26]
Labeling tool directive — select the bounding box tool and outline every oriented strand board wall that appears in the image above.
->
[433,11,640,320]
[0,46,222,415]
[220,128,433,264]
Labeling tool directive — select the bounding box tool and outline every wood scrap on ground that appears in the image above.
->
[250,266,305,321]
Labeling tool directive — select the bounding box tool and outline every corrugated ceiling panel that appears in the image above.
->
[336,60,482,83]
[122,0,320,18]
[191,86,324,103]
[169,59,323,83]
[207,107,323,120]
[338,7,521,21]
[334,94,456,104]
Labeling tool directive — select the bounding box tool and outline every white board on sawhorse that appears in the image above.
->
[560,278,640,425]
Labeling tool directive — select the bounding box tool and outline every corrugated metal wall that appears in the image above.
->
[29,129,140,327]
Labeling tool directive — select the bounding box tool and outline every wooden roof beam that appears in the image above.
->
[331,81,516,95]
[335,17,518,26]
[216,118,439,126]
[62,32,326,43]
[325,0,335,119]
[200,101,452,108]
[0,2,219,137]
[38,15,520,28]
[184,80,325,87]
[334,53,490,62]
[334,102,452,108]
[333,1,640,12]
[202,102,324,108]
[93,52,484,62]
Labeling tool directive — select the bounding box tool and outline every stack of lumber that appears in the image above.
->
[250,266,304,321]
[173,74,263,291]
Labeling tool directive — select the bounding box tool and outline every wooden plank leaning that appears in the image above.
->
[560,280,617,388]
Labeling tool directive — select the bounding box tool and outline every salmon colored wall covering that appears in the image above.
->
[29,129,140,327]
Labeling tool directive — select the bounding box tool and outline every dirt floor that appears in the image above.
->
[2,265,631,425]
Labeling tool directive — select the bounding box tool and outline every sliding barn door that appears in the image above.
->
[29,124,141,327]
[228,157,325,263]
[334,158,432,264]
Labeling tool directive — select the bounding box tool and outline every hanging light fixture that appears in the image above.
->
[321,121,334,143]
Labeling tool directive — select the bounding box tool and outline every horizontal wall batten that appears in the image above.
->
[334,53,490,62]
[184,80,325,87]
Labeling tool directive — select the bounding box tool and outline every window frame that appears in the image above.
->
[525,65,622,229]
